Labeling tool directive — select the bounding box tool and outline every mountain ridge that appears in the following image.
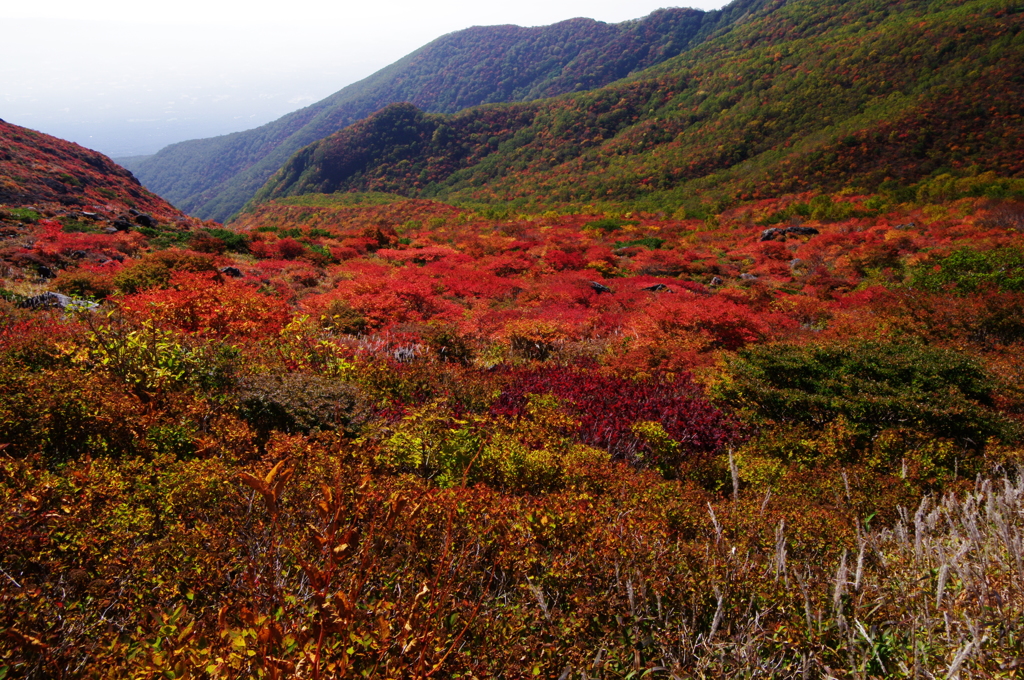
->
[248,0,1024,213]
[127,2,767,222]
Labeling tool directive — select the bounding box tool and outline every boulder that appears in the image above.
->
[18,291,99,311]
[589,281,612,294]
[784,226,819,236]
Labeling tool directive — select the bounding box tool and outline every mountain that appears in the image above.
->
[126,2,766,222]
[0,119,201,287]
[250,0,1024,213]
[0,119,187,220]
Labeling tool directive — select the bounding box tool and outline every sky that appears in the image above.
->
[1,0,727,159]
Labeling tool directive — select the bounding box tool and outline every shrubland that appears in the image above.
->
[2,188,1023,677]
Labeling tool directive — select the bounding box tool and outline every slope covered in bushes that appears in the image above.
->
[251,0,1024,213]
[3,2,1024,673]
[0,120,209,293]
[3,181,1024,675]
[127,2,763,222]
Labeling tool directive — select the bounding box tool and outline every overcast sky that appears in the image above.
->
[2,0,726,158]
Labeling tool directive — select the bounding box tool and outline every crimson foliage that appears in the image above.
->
[491,366,738,462]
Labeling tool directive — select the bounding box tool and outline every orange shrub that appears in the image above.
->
[119,271,291,340]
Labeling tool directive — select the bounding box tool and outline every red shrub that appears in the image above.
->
[118,271,291,339]
[276,238,307,260]
[491,366,739,462]
[545,249,587,271]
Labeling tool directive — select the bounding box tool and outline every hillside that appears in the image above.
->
[4,182,1024,674]
[4,0,1024,674]
[0,119,204,294]
[126,3,764,223]
[251,0,1024,213]
[0,119,185,219]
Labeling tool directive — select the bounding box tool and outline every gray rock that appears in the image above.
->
[220,266,243,278]
[761,226,819,241]
[784,226,819,236]
[590,281,612,294]
[18,292,99,311]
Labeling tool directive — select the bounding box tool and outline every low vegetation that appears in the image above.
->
[2,185,1023,677]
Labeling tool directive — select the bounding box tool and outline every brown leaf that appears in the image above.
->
[217,604,229,631]
[5,628,49,650]
[264,459,289,486]
[237,472,269,497]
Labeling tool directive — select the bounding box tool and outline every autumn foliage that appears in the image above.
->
[3,185,1024,677]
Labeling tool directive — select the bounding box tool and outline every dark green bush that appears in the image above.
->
[583,217,639,233]
[203,227,250,253]
[60,219,100,233]
[0,288,27,305]
[717,341,1013,449]
[613,237,665,250]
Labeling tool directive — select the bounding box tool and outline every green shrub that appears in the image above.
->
[613,237,665,250]
[583,217,639,233]
[203,228,250,253]
[717,341,1013,449]
[146,422,197,459]
[908,247,1024,294]
[4,207,41,222]
[0,287,27,305]
[87,321,236,395]
[370,398,608,492]
[60,219,100,233]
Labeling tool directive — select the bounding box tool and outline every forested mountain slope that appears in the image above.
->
[128,2,763,222]
[250,0,1024,213]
